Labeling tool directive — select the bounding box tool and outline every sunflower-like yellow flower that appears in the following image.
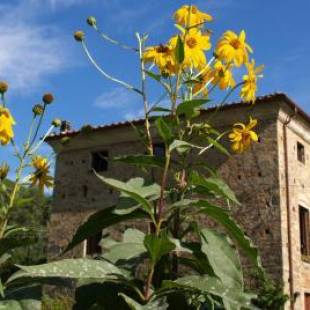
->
[0,106,15,145]
[30,155,53,192]
[143,44,176,75]
[215,30,253,67]
[240,60,264,103]
[229,117,258,153]
[174,5,213,28]
[170,28,211,69]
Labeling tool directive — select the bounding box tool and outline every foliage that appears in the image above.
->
[0,3,270,310]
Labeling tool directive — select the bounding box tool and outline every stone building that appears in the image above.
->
[46,93,310,310]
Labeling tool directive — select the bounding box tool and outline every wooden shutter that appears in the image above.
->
[299,207,310,256]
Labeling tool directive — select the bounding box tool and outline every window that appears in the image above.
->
[86,232,102,255]
[299,206,310,257]
[297,142,305,164]
[91,151,108,172]
[153,143,165,157]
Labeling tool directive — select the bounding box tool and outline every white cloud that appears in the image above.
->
[0,1,75,92]
[94,87,138,109]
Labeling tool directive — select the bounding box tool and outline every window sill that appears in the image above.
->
[301,255,310,264]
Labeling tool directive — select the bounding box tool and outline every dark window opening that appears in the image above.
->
[297,142,305,164]
[299,206,310,257]
[91,151,108,172]
[153,143,165,157]
[82,185,88,198]
[86,232,102,255]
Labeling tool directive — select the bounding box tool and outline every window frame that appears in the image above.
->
[297,141,305,164]
[299,205,310,259]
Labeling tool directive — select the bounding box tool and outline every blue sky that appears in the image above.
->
[1,0,310,172]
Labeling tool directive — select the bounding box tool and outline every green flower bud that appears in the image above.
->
[42,93,54,105]
[74,30,85,42]
[87,16,96,27]
[32,104,44,116]
[52,118,61,127]
[0,163,9,180]
[0,81,8,94]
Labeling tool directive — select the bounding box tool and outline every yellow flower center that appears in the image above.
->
[186,37,197,48]
[231,39,241,50]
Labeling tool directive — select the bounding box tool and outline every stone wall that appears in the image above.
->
[277,106,310,310]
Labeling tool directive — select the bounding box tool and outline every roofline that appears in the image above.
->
[45,92,310,142]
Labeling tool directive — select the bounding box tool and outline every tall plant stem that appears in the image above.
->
[137,33,153,155]
[144,264,155,300]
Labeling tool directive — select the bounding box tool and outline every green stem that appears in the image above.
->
[137,33,153,155]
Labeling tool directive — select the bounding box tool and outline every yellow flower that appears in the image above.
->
[240,60,264,103]
[170,28,211,69]
[174,5,213,27]
[143,44,176,75]
[229,117,258,153]
[30,155,53,192]
[0,106,15,145]
[193,61,235,94]
[215,30,253,67]
[0,162,9,180]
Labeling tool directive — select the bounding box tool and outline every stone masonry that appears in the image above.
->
[46,93,310,309]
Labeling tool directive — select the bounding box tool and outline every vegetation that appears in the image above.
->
[0,4,288,310]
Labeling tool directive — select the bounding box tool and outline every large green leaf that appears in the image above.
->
[144,234,175,264]
[8,259,125,283]
[190,171,239,205]
[200,229,243,289]
[95,175,159,222]
[102,229,146,264]
[163,275,256,310]
[65,206,147,253]
[114,155,165,168]
[119,293,168,310]
[0,284,41,310]
[176,99,209,119]
[155,118,173,145]
[192,200,262,271]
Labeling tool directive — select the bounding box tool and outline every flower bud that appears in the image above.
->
[0,81,8,94]
[0,163,9,180]
[42,93,54,105]
[52,118,61,127]
[74,30,85,42]
[32,104,44,116]
[87,16,96,27]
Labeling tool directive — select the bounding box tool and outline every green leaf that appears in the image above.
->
[64,206,147,253]
[144,234,175,264]
[192,200,262,271]
[8,259,125,283]
[145,70,161,82]
[176,99,209,119]
[169,140,197,153]
[119,293,168,310]
[163,275,256,310]
[0,234,37,256]
[200,229,243,289]
[206,136,230,157]
[175,35,184,64]
[0,284,41,310]
[95,175,159,222]
[150,107,171,114]
[114,155,165,168]
[190,171,239,205]
[102,229,146,264]
[155,118,173,145]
